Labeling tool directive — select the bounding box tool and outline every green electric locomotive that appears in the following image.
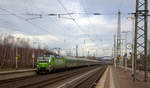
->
[36,54,65,73]
[36,54,101,74]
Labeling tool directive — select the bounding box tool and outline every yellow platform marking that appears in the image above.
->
[96,66,110,88]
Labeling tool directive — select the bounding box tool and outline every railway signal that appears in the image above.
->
[32,54,35,68]
[15,54,20,69]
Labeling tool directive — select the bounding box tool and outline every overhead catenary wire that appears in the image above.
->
[31,0,82,49]
[57,0,100,55]
[58,0,107,57]
[0,0,137,53]
[80,0,104,48]
[0,7,54,35]
[29,0,80,47]
[30,0,74,35]
[57,0,84,33]
[0,18,34,35]
[57,0,109,54]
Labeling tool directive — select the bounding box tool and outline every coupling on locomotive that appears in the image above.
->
[36,53,101,74]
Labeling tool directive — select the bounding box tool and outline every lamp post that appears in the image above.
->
[32,41,36,68]
[15,37,20,69]
[121,39,125,67]
[122,31,130,71]
[127,17,134,75]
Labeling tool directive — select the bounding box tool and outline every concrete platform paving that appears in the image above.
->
[0,69,36,81]
[96,65,150,88]
[0,69,35,74]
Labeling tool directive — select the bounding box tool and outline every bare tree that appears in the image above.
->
[0,34,55,69]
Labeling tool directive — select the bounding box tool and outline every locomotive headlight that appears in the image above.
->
[49,59,51,62]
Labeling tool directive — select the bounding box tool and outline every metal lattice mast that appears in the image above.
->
[114,35,116,58]
[114,35,117,66]
[117,11,121,60]
[133,0,148,81]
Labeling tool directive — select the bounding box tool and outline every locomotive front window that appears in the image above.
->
[37,57,51,63]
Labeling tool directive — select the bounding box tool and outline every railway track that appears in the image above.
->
[19,68,92,88]
[0,66,103,88]
[45,66,107,88]
[71,66,106,88]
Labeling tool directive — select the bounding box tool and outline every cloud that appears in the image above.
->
[13,33,60,48]
[0,0,148,57]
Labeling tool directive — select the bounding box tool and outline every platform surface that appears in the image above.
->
[96,65,150,88]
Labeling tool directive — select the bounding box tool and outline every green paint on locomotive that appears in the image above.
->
[37,55,66,73]
[36,54,101,73]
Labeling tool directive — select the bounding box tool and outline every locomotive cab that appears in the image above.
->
[36,54,54,73]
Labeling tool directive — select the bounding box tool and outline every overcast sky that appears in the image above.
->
[0,0,149,56]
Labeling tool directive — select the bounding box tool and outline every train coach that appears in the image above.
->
[36,54,101,74]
